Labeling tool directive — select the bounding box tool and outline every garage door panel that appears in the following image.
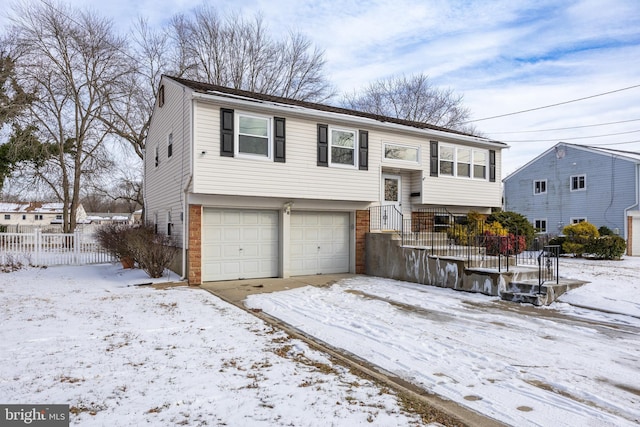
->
[290,212,350,276]
[203,209,278,281]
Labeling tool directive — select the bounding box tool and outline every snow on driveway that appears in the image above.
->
[246,257,640,427]
[0,264,425,426]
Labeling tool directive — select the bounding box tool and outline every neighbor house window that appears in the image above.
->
[55,215,62,220]
[534,219,547,233]
[167,133,173,158]
[330,127,356,167]
[167,212,172,236]
[439,144,488,179]
[34,214,43,221]
[155,146,159,167]
[571,174,586,191]
[384,143,419,163]
[236,113,271,159]
[22,215,26,220]
[534,180,547,194]
[571,217,587,224]
[4,214,10,220]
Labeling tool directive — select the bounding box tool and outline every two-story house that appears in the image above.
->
[0,202,88,231]
[503,142,640,255]
[144,76,507,284]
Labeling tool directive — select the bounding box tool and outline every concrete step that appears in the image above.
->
[501,279,589,306]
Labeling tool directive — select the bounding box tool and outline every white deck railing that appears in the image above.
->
[0,229,116,267]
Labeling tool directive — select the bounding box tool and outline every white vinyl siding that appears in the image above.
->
[424,143,502,208]
[144,78,192,248]
[193,102,379,202]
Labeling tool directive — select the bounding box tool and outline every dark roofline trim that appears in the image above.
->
[164,75,506,146]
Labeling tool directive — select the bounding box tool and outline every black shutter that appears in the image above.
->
[358,130,368,170]
[317,124,328,167]
[220,108,234,157]
[489,150,496,182]
[430,141,438,177]
[274,117,286,163]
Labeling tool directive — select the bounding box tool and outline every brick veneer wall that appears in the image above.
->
[188,204,202,285]
[355,210,369,274]
[628,215,633,256]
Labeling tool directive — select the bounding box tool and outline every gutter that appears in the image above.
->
[190,92,508,150]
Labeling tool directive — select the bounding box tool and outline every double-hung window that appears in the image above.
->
[439,146,454,176]
[237,113,271,159]
[534,180,547,194]
[473,150,487,179]
[3,214,10,220]
[534,219,547,233]
[571,175,586,191]
[439,144,488,179]
[167,133,173,158]
[330,127,356,167]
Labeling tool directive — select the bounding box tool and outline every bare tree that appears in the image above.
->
[342,73,478,134]
[5,0,130,232]
[168,5,334,102]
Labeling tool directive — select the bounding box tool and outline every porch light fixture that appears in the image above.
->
[283,201,294,215]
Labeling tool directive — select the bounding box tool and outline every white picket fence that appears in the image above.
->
[0,229,116,267]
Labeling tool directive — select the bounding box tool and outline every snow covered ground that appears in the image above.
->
[246,256,640,427]
[1,257,638,426]
[0,265,426,426]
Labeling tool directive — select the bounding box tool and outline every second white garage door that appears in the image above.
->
[290,212,350,276]
[202,209,278,281]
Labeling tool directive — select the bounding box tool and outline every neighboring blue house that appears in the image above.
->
[503,142,640,255]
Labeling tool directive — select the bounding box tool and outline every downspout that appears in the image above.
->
[180,87,194,281]
[623,163,640,241]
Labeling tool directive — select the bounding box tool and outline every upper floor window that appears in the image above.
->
[167,133,173,158]
[236,113,271,159]
[534,180,547,194]
[473,150,487,179]
[439,144,488,179]
[384,143,419,163]
[330,127,357,167]
[571,174,586,191]
[4,214,10,220]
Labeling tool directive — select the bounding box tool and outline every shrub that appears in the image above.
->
[126,224,178,278]
[561,221,599,256]
[484,232,526,256]
[0,225,6,232]
[486,211,535,246]
[94,223,133,260]
[95,223,178,278]
[548,236,566,254]
[584,235,626,260]
[598,226,614,236]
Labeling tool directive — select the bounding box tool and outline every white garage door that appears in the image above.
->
[632,216,640,256]
[202,209,278,281]
[290,212,350,276]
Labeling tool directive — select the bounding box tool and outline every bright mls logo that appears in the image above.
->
[1,405,68,426]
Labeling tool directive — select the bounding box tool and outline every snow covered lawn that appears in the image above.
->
[246,257,640,427]
[0,265,425,426]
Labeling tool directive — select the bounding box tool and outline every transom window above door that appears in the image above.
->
[384,143,419,163]
[237,113,271,159]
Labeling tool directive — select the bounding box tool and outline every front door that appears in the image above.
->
[380,174,402,230]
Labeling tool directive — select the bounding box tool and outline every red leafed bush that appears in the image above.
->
[484,232,526,256]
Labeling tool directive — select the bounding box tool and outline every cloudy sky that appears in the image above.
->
[4,0,640,176]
